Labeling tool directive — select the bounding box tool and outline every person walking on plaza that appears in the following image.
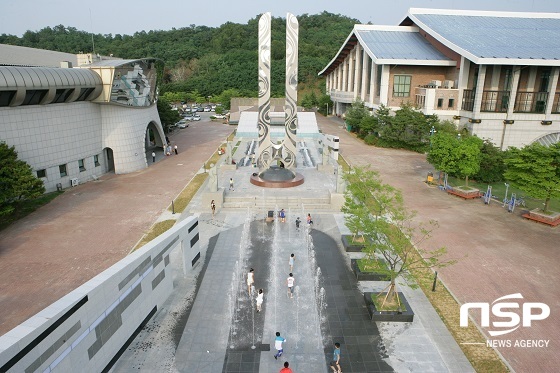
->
[286,273,295,299]
[174,144,178,155]
[295,217,301,230]
[329,342,341,373]
[280,208,286,223]
[280,361,293,373]
[229,177,234,191]
[289,253,295,272]
[210,200,216,218]
[151,151,156,163]
[307,213,313,225]
[273,332,286,360]
[247,268,255,295]
[256,288,264,312]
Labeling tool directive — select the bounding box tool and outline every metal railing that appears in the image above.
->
[514,91,548,113]
[481,90,510,112]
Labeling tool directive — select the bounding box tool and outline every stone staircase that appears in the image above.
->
[222,195,334,211]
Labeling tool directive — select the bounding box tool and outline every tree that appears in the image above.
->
[344,100,369,134]
[344,166,455,309]
[156,96,180,133]
[504,142,560,212]
[455,136,483,186]
[427,133,482,187]
[473,140,506,183]
[0,143,45,216]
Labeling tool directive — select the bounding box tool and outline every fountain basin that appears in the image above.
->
[250,166,304,188]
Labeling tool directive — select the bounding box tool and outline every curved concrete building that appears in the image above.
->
[0,45,166,192]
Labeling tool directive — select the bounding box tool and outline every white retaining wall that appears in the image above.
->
[0,216,201,373]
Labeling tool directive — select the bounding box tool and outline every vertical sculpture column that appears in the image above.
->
[256,12,298,171]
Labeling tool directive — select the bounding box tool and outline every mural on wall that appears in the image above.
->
[110,60,157,107]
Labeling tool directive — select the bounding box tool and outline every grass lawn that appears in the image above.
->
[133,220,176,251]
[372,293,407,312]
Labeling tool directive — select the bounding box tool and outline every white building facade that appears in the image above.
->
[0,46,167,192]
[320,8,560,149]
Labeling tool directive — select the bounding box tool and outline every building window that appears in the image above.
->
[53,88,75,104]
[539,69,551,92]
[0,90,16,107]
[78,159,86,172]
[94,154,100,167]
[59,164,67,177]
[37,169,46,178]
[22,90,48,106]
[448,98,455,108]
[437,98,444,108]
[393,75,411,97]
[75,87,95,102]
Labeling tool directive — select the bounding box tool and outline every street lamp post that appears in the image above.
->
[503,183,510,207]
[429,126,436,147]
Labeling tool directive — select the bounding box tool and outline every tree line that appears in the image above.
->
[0,12,358,99]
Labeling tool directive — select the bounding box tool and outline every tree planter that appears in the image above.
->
[522,209,560,227]
[364,292,414,322]
[341,235,370,252]
[351,259,390,281]
[446,186,481,200]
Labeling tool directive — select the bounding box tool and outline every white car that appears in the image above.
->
[213,114,226,119]
[177,122,189,128]
[192,114,201,121]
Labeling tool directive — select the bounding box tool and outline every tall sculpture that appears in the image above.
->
[255,12,298,171]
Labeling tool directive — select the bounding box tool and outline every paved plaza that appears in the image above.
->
[0,114,558,372]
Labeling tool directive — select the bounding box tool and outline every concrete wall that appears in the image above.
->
[0,102,165,192]
[0,216,201,373]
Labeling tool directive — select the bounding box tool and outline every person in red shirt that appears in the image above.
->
[280,361,293,373]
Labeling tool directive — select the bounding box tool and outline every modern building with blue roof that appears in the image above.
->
[319,8,560,149]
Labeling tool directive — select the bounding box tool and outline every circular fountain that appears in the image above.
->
[249,165,304,188]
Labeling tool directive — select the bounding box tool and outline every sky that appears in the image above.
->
[1,0,559,37]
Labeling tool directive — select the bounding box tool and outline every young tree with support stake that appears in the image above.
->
[343,166,456,310]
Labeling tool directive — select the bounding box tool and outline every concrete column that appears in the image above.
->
[507,68,521,116]
[379,64,390,106]
[457,57,470,111]
[369,60,376,107]
[342,59,348,92]
[527,66,538,92]
[545,67,559,117]
[472,65,487,116]
[348,51,354,92]
[337,65,342,91]
[491,65,501,90]
[354,44,361,99]
[360,49,369,101]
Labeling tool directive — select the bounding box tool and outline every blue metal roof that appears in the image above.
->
[413,14,560,60]
[356,29,451,61]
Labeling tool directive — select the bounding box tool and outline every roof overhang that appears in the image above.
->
[402,8,560,66]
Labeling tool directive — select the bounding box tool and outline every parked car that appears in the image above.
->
[196,107,204,112]
[213,114,226,119]
[183,114,194,121]
[192,114,201,121]
[177,122,189,128]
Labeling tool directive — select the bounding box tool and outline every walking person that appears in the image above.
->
[329,342,341,373]
[280,208,286,223]
[247,268,255,295]
[174,144,178,155]
[289,253,295,272]
[307,213,313,225]
[280,361,293,373]
[151,151,156,163]
[295,217,301,230]
[210,200,216,218]
[286,273,295,299]
[256,288,264,312]
[229,177,234,191]
[273,332,286,360]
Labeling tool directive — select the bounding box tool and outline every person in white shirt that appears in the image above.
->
[286,273,295,299]
[256,289,264,312]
